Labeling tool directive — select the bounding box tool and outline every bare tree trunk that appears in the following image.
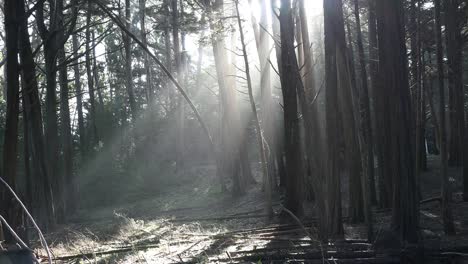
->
[139,0,153,103]
[58,40,75,217]
[124,0,137,122]
[323,0,349,238]
[1,0,21,243]
[344,19,364,224]
[18,0,54,229]
[279,0,304,216]
[37,0,62,224]
[353,0,374,241]
[435,0,456,235]
[368,0,391,208]
[172,0,185,169]
[445,0,464,167]
[72,34,86,158]
[86,2,99,146]
[92,31,104,107]
[235,0,272,217]
[376,0,419,243]
[249,0,275,188]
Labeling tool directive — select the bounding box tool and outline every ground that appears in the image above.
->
[37,156,468,263]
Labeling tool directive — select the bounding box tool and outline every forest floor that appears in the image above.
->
[41,156,468,263]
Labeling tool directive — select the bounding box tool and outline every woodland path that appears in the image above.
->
[42,157,468,263]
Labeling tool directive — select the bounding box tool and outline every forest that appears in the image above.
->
[0,0,467,263]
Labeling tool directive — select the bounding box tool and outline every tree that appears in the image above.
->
[18,0,54,229]
[86,2,100,147]
[124,0,137,122]
[72,34,86,159]
[234,0,272,217]
[353,0,374,240]
[279,0,304,216]
[435,0,456,235]
[376,0,418,243]
[1,0,21,243]
[445,0,465,168]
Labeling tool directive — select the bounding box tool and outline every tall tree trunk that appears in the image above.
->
[1,0,21,243]
[207,0,245,195]
[86,2,99,146]
[279,0,304,216]
[435,0,456,235]
[58,40,75,218]
[323,0,345,240]
[344,18,364,224]
[297,0,323,202]
[37,0,62,224]
[173,0,185,169]
[72,34,86,158]
[18,0,54,229]
[124,0,137,122]
[353,0,374,240]
[235,0,272,217]
[376,0,419,243]
[139,0,153,103]
[368,0,391,208]
[445,0,464,167]
[92,31,104,107]
[249,0,275,189]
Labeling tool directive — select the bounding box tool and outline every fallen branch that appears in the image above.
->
[170,214,270,223]
[53,242,160,261]
[420,196,441,204]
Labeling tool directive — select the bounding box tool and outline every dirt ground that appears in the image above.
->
[39,156,468,263]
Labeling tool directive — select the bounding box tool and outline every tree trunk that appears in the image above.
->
[1,0,21,243]
[235,0,272,217]
[445,0,464,167]
[376,0,419,243]
[353,0,374,241]
[344,18,364,224]
[124,0,137,122]
[279,0,304,216]
[173,0,185,170]
[58,39,75,218]
[435,0,456,235]
[368,0,391,208]
[323,0,349,238]
[72,34,86,158]
[86,2,99,146]
[18,0,54,229]
[139,0,153,103]
[250,0,276,189]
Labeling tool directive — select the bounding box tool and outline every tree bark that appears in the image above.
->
[235,0,272,217]
[435,0,456,235]
[279,0,304,216]
[86,2,99,147]
[139,0,153,103]
[353,0,374,241]
[72,34,86,158]
[58,38,75,218]
[18,0,54,229]
[445,0,464,167]
[124,0,137,122]
[368,0,391,208]
[1,0,21,243]
[376,0,419,243]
